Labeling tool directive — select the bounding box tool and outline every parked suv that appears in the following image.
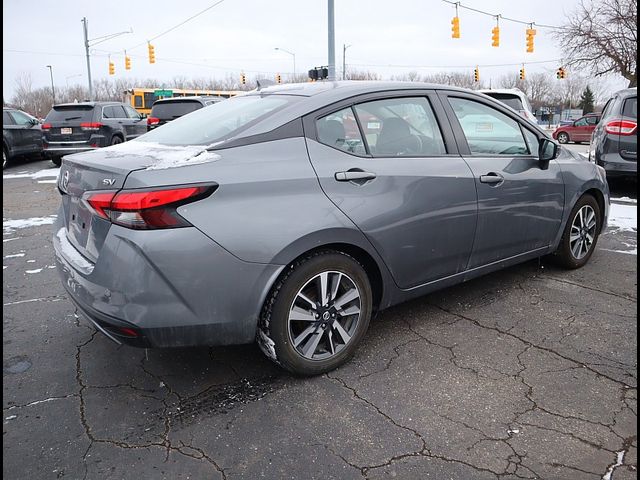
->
[147,96,223,131]
[3,107,44,169]
[42,102,146,166]
[552,113,601,144]
[478,88,537,123]
[590,87,637,178]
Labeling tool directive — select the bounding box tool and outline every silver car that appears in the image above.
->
[53,82,609,375]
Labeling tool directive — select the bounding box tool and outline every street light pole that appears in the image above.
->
[274,47,296,80]
[46,65,56,104]
[342,44,352,80]
[328,0,336,81]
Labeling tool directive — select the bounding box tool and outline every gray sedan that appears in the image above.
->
[53,82,610,375]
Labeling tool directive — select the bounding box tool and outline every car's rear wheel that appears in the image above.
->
[554,195,601,269]
[258,251,372,375]
[111,136,123,145]
[557,132,570,144]
[51,156,62,167]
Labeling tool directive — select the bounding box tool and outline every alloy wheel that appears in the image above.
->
[570,205,597,260]
[287,271,361,361]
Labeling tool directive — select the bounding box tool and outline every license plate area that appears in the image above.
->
[61,127,73,135]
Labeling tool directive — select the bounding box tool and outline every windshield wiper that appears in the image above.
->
[64,116,82,121]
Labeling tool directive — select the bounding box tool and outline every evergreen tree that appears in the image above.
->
[579,86,595,113]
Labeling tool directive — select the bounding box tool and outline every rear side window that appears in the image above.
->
[316,107,366,155]
[3,111,15,125]
[485,94,524,112]
[449,97,528,155]
[622,97,637,118]
[102,105,126,119]
[151,101,202,119]
[44,106,94,122]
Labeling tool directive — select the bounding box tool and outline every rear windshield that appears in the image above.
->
[484,94,525,111]
[622,96,637,118]
[139,95,298,145]
[151,100,203,119]
[45,106,94,122]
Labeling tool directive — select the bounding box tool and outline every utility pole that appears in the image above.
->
[328,0,335,81]
[46,65,56,104]
[342,44,352,80]
[82,17,93,100]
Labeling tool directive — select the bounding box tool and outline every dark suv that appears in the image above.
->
[3,107,43,169]
[147,96,223,131]
[590,87,637,178]
[42,102,146,166]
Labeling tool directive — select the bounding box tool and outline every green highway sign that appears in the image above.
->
[153,89,173,97]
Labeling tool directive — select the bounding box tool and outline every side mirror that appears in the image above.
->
[539,138,559,163]
[29,118,39,126]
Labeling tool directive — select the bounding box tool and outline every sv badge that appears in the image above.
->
[102,178,116,186]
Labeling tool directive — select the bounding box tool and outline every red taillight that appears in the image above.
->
[604,119,637,136]
[42,123,52,130]
[147,117,160,126]
[84,185,215,229]
[80,122,103,131]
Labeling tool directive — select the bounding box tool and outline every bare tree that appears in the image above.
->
[345,69,381,81]
[554,0,637,87]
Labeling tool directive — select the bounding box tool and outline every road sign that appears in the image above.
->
[154,89,173,97]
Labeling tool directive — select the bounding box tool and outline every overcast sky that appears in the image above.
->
[3,0,628,99]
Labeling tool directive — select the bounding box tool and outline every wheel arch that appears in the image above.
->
[583,187,607,233]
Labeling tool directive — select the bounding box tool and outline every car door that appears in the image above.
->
[8,110,42,154]
[439,91,564,269]
[572,117,591,142]
[109,105,135,140]
[304,92,478,289]
[123,105,147,138]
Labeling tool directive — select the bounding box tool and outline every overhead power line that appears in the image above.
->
[441,0,562,29]
[347,59,562,69]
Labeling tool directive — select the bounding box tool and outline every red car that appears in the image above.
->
[552,114,601,144]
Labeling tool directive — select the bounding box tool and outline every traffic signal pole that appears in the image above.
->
[82,17,93,100]
[328,0,336,81]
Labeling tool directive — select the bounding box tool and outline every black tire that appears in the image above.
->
[2,147,8,170]
[557,132,570,144]
[51,156,62,167]
[554,194,601,269]
[111,135,123,145]
[258,250,373,375]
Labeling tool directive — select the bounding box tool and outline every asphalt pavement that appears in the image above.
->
[3,152,637,480]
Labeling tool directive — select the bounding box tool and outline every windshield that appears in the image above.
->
[139,95,297,145]
[151,101,203,119]
[484,93,525,112]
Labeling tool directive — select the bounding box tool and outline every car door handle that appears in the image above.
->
[479,172,504,185]
[335,170,377,182]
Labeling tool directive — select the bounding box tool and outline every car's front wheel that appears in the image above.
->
[51,156,62,167]
[554,194,601,269]
[557,132,570,144]
[258,251,373,375]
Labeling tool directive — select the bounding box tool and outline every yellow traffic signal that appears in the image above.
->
[108,60,115,75]
[474,67,479,82]
[240,73,246,85]
[491,26,500,47]
[276,73,282,84]
[556,66,566,79]
[125,56,131,71]
[519,68,526,80]
[451,16,460,38]
[148,43,156,64]
[526,28,536,53]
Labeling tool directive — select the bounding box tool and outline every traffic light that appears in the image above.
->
[474,67,479,82]
[148,43,156,64]
[491,26,500,47]
[240,73,246,85]
[519,67,526,80]
[276,73,282,84]
[451,16,460,38]
[108,60,115,75]
[556,67,566,79]
[125,56,131,71]
[526,28,536,53]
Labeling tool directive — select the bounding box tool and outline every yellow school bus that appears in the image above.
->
[125,88,243,115]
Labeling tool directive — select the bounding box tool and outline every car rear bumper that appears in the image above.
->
[598,153,637,177]
[53,215,284,348]
[43,137,106,156]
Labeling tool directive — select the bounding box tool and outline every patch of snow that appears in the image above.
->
[37,179,58,184]
[3,237,19,243]
[3,215,57,233]
[602,248,638,256]
[5,415,17,421]
[608,203,637,232]
[26,268,43,274]
[611,196,637,204]
[4,253,25,258]
[55,228,94,273]
[26,260,36,263]
[2,266,6,270]
[602,450,626,480]
[3,168,60,180]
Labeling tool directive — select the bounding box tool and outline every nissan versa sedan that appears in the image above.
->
[53,82,610,375]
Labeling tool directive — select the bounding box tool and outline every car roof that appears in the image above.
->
[615,87,637,98]
[477,88,526,97]
[52,101,125,108]
[153,96,221,103]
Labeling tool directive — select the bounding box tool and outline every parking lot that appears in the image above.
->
[3,149,637,479]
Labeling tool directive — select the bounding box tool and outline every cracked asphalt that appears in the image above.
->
[3,154,637,480]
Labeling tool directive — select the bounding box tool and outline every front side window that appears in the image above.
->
[316,107,366,155]
[574,118,588,127]
[449,97,528,155]
[586,116,599,125]
[124,105,141,119]
[354,97,446,156]
[10,110,35,126]
[522,129,539,155]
